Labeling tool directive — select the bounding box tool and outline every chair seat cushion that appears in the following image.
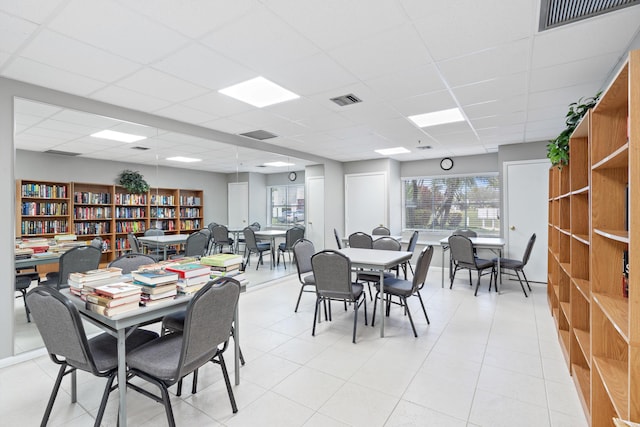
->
[87,329,159,372]
[162,311,186,333]
[351,283,364,299]
[257,243,271,251]
[475,258,494,269]
[278,242,287,251]
[375,277,412,296]
[15,275,33,290]
[494,257,524,269]
[302,273,316,285]
[126,334,183,381]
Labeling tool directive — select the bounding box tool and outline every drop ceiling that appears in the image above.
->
[2,0,640,172]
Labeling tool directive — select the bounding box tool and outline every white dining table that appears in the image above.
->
[254,229,287,268]
[439,236,505,291]
[137,234,189,260]
[338,247,412,337]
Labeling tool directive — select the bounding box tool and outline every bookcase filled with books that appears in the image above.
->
[178,189,203,232]
[16,179,71,238]
[114,185,148,257]
[72,182,113,263]
[149,187,178,233]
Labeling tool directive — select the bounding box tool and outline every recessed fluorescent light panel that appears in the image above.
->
[166,156,202,163]
[219,76,300,108]
[264,161,294,167]
[375,147,410,156]
[90,130,147,143]
[408,108,465,128]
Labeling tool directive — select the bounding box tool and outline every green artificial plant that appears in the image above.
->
[118,170,150,194]
[547,92,601,169]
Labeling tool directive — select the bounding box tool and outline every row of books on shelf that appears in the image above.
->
[21,201,68,216]
[114,193,148,205]
[73,207,112,219]
[20,183,68,198]
[68,253,246,317]
[74,191,111,205]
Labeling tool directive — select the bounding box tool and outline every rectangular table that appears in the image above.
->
[254,229,287,269]
[438,237,505,291]
[15,253,61,269]
[62,290,241,427]
[137,234,189,260]
[338,247,412,337]
[341,234,402,247]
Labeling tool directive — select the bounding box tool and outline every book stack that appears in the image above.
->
[19,237,50,253]
[165,262,212,296]
[131,269,179,306]
[85,282,142,317]
[200,253,248,290]
[68,267,124,298]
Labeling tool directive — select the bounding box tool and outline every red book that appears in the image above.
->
[165,263,211,279]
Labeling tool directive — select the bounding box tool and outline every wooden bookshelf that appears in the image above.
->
[549,49,639,426]
[149,187,178,233]
[72,182,113,263]
[16,179,71,237]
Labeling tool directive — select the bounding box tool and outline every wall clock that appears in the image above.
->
[288,171,297,181]
[440,157,454,171]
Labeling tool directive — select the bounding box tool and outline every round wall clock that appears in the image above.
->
[288,171,297,181]
[440,157,454,171]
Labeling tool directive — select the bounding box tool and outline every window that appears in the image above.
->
[269,185,305,226]
[403,174,500,235]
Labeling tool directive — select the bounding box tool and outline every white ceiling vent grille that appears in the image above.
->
[330,93,362,107]
[239,130,278,140]
[131,146,150,151]
[539,0,640,31]
[44,149,80,156]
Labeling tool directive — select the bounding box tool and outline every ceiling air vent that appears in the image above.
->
[239,130,278,140]
[539,0,640,31]
[131,146,150,151]
[44,149,80,156]
[330,93,362,107]
[416,145,433,150]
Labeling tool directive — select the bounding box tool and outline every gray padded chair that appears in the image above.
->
[372,226,391,236]
[448,235,494,296]
[372,246,434,337]
[15,274,33,322]
[311,250,368,344]
[144,228,176,258]
[40,245,102,290]
[357,236,401,299]
[108,252,156,274]
[333,228,342,249]
[493,233,536,297]
[90,236,103,250]
[212,225,235,253]
[277,226,305,269]
[128,232,161,262]
[348,232,373,249]
[172,230,209,258]
[126,278,241,425]
[401,230,420,278]
[26,286,158,427]
[292,238,317,312]
[242,227,271,269]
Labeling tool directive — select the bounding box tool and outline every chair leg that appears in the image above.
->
[312,297,321,336]
[191,368,199,394]
[449,265,459,289]
[158,382,176,427]
[294,284,306,312]
[41,364,69,427]
[94,373,116,427]
[416,291,430,324]
[402,296,418,337]
[20,289,31,323]
[352,298,358,343]
[515,270,528,297]
[521,270,533,291]
[371,291,379,327]
[217,353,238,413]
[474,269,483,296]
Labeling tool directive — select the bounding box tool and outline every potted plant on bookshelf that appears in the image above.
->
[118,170,150,194]
[546,92,601,169]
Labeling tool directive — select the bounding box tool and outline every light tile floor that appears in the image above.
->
[1,268,588,426]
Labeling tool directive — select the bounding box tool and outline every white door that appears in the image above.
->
[228,182,248,230]
[345,172,387,235]
[306,176,325,249]
[504,160,549,283]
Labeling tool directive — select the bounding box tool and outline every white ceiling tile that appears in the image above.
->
[463,96,526,120]
[20,29,141,82]
[15,98,63,117]
[153,43,255,91]
[153,104,218,125]
[336,102,403,126]
[181,91,255,118]
[264,97,333,123]
[91,85,172,112]
[48,0,189,64]
[471,112,526,129]
[452,73,528,106]
[0,12,38,52]
[364,64,446,101]
[0,0,67,24]
[296,112,355,133]
[390,90,458,117]
[0,50,10,68]
[369,117,433,143]
[51,108,127,129]
[528,82,602,111]
[29,118,98,137]
[116,68,209,103]
[529,52,619,92]
[425,121,476,137]
[201,117,254,135]
[3,57,106,96]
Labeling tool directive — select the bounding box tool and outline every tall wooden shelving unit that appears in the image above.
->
[547,49,639,426]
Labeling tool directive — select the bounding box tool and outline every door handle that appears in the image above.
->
[308,221,312,225]
[510,226,516,230]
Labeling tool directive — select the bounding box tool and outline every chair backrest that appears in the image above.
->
[372,226,391,236]
[293,239,315,279]
[145,228,165,236]
[285,226,305,249]
[57,246,102,289]
[184,231,209,257]
[406,230,419,252]
[412,245,434,291]
[522,233,537,265]
[452,228,477,238]
[372,236,401,251]
[108,253,156,274]
[348,232,373,249]
[177,278,240,378]
[212,225,230,245]
[127,233,141,252]
[333,228,342,249]
[90,236,103,250]
[311,250,355,300]
[207,222,219,232]
[242,227,259,251]
[448,235,476,267]
[26,286,97,373]
[249,222,261,231]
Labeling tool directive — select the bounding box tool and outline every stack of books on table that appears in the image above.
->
[85,282,142,317]
[19,237,50,254]
[68,267,124,299]
[200,253,248,290]
[165,262,212,296]
[131,269,179,306]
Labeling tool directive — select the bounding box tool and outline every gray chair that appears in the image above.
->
[357,236,401,299]
[108,252,156,274]
[372,246,434,337]
[15,274,33,322]
[40,246,102,290]
[277,226,305,269]
[448,235,494,296]
[333,228,342,249]
[401,230,420,278]
[493,233,536,297]
[26,286,158,427]
[126,278,241,424]
[311,250,368,343]
[292,238,317,312]
[348,232,373,249]
[212,225,234,253]
[90,236,103,250]
[144,228,176,258]
[172,230,209,258]
[242,227,271,269]
[449,228,478,276]
[128,232,161,262]
[372,226,391,236]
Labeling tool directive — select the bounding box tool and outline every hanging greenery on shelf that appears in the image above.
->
[547,92,601,169]
[118,170,149,194]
